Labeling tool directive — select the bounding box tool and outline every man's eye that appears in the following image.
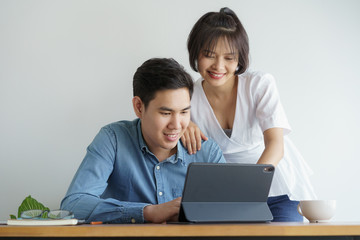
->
[181,111,189,115]
[160,112,171,115]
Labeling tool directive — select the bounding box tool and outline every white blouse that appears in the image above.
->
[191,71,317,200]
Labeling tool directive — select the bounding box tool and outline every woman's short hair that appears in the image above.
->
[187,7,249,75]
[133,58,193,108]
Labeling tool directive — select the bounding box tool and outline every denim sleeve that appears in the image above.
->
[61,127,150,223]
[61,193,150,223]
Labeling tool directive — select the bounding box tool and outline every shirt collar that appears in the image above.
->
[136,119,186,165]
[175,141,187,165]
[163,143,187,165]
[136,119,149,154]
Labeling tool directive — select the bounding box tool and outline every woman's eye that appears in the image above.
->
[203,52,215,58]
[226,56,237,61]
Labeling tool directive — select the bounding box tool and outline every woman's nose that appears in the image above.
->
[212,57,224,70]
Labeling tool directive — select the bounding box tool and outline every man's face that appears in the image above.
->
[138,88,191,160]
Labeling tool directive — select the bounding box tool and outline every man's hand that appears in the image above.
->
[143,197,181,223]
[180,121,208,154]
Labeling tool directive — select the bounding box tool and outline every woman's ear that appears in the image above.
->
[132,96,144,118]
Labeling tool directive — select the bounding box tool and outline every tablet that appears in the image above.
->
[179,163,274,223]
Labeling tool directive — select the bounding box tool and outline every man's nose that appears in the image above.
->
[168,114,181,129]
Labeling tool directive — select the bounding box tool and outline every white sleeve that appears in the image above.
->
[251,73,291,135]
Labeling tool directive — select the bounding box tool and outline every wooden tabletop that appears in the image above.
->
[1,222,360,237]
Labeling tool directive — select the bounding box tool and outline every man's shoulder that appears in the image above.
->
[200,137,219,149]
[102,119,140,134]
[179,137,224,163]
[91,119,142,154]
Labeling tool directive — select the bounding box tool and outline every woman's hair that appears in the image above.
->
[133,58,193,108]
[187,7,249,75]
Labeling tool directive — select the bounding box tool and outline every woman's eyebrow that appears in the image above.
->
[202,49,215,54]
[202,49,236,56]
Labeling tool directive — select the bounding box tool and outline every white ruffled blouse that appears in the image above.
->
[190,71,317,200]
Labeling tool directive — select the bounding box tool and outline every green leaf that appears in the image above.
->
[17,195,50,218]
[10,214,17,219]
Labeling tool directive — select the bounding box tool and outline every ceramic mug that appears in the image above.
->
[297,200,336,223]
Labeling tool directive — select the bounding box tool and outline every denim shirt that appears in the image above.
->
[61,119,225,223]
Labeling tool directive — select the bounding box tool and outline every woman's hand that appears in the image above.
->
[180,121,208,154]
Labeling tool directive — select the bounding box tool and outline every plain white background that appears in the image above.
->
[1,0,359,221]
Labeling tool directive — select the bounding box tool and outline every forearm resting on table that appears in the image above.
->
[61,193,149,223]
[256,128,284,167]
[143,197,181,224]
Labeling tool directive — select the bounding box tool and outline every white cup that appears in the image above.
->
[297,200,336,223]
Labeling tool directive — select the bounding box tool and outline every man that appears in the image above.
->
[61,58,225,224]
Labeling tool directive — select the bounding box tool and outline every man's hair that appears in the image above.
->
[133,58,194,108]
[187,7,249,75]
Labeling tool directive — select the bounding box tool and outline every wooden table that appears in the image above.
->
[1,222,360,239]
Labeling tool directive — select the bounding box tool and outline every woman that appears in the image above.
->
[181,7,316,222]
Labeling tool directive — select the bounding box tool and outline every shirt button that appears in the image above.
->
[159,191,163,196]
[131,218,136,224]
[156,166,160,170]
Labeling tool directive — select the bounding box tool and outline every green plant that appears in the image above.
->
[10,195,50,219]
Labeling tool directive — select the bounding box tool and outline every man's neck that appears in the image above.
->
[155,147,177,162]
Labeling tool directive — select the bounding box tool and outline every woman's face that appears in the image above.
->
[197,38,238,88]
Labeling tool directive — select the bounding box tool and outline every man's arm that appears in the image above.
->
[61,127,151,223]
[61,193,149,223]
[143,197,181,223]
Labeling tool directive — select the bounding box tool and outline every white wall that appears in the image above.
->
[1,0,359,221]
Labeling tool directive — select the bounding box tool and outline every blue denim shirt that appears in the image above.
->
[61,119,225,223]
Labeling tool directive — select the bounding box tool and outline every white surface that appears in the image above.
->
[1,0,359,221]
[298,200,337,223]
[6,218,78,226]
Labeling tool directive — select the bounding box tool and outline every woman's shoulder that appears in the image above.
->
[192,77,205,97]
[238,70,276,92]
[194,77,203,86]
[239,70,275,82]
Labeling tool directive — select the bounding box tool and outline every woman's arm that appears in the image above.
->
[257,128,284,167]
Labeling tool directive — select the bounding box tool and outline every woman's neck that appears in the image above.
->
[202,75,238,100]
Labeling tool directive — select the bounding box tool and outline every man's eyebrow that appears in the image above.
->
[159,106,191,111]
